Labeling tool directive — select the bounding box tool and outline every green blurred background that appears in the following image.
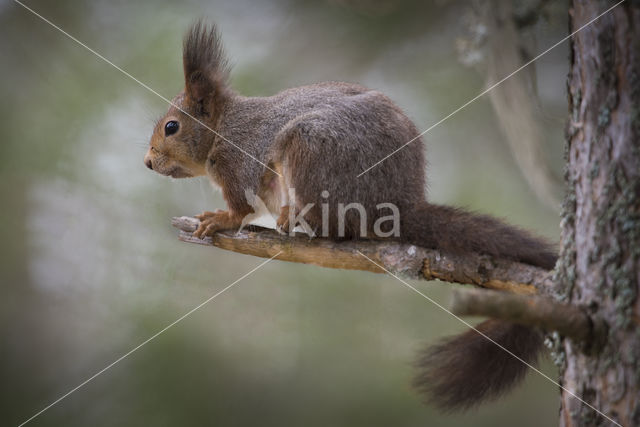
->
[1,1,567,426]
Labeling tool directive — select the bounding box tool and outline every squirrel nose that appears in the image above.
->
[145,158,153,170]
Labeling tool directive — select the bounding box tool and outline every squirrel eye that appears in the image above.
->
[164,120,179,136]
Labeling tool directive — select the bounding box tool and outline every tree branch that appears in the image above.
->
[172,216,553,295]
[450,288,603,344]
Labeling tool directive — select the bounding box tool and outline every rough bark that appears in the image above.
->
[558,2,640,426]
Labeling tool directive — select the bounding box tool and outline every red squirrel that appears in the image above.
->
[144,22,557,411]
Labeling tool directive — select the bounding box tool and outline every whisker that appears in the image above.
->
[141,103,160,123]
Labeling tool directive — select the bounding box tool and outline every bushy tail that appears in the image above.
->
[400,202,557,269]
[401,202,554,410]
[413,320,544,411]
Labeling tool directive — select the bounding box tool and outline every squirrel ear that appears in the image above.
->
[185,70,215,114]
[183,21,229,116]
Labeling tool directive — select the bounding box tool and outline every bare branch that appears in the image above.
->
[172,216,554,295]
[450,288,597,343]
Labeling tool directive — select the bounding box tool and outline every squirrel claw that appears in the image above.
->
[193,209,237,238]
[276,219,290,234]
[197,218,217,237]
[194,219,219,238]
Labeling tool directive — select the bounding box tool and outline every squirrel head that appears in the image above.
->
[145,21,231,178]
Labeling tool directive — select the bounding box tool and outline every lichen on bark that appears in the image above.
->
[558,2,640,426]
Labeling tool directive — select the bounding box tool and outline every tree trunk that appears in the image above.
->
[558,1,640,426]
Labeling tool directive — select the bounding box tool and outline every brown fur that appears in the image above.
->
[413,320,544,411]
[145,22,557,411]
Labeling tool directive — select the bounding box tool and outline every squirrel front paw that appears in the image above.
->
[194,210,231,238]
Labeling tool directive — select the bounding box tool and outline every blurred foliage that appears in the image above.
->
[1,0,566,426]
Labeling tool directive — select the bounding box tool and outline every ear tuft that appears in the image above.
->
[183,21,230,115]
